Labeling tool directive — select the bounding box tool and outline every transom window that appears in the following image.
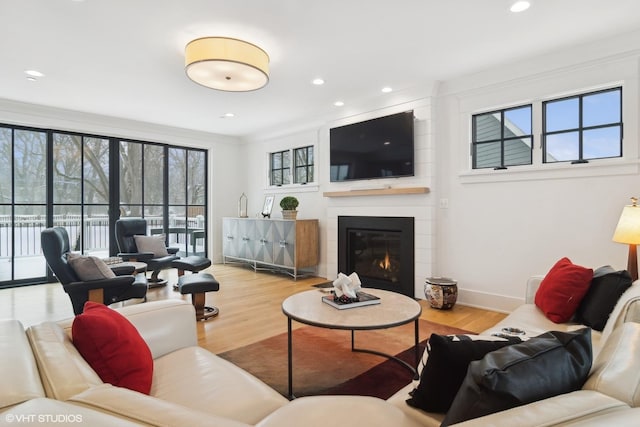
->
[472,105,533,169]
[269,145,314,186]
[543,87,622,163]
[293,146,314,184]
[270,150,290,186]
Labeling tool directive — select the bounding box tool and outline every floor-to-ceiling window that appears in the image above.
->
[0,124,208,288]
[119,142,207,257]
[52,133,111,257]
[168,147,206,256]
[119,141,165,232]
[0,127,48,284]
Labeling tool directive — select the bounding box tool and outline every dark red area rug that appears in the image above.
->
[218,319,472,398]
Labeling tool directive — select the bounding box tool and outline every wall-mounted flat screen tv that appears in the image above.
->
[330,111,414,182]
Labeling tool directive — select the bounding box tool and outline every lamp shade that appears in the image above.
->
[185,37,269,92]
[613,203,640,244]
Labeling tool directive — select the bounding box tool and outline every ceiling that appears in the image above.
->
[1,0,639,138]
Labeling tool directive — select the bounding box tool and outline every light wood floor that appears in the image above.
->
[0,264,506,354]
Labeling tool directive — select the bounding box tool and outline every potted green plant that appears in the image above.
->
[280,196,299,220]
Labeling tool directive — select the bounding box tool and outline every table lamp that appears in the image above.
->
[612,197,640,281]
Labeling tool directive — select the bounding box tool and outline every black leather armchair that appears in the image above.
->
[41,227,148,315]
[114,218,179,286]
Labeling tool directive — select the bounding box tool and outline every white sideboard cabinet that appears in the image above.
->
[222,218,319,278]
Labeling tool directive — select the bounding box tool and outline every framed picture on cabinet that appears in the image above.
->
[262,195,275,218]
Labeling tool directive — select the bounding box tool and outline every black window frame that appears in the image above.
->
[270,145,316,186]
[471,104,533,170]
[293,145,314,184]
[542,87,623,164]
[269,149,290,186]
[0,121,208,288]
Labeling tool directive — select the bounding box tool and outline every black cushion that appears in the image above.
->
[114,218,147,253]
[145,254,180,269]
[172,255,212,272]
[406,334,521,413]
[575,265,632,331]
[441,328,592,426]
[178,273,220,294]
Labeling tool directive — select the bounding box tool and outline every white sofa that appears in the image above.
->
[4,276,640,426]
[0,319,147,427]
[18,300,422,427]
[386,276,640,426]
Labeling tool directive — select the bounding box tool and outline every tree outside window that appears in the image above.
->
[270,149,290,186]
[270,146,314,185]
[0,123,208,287]
[294,146,314,184]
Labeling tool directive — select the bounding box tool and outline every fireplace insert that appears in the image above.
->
[338,216,414,297]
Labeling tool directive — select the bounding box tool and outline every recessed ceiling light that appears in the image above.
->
[381,87,393,93]
[510,1,530,12]
[383,141,391,145]
[312,78,325,85]
[334,101,344,107]
[221,112,235,118]
[25,70,45,78]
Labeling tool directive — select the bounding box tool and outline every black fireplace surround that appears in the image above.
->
[338,216,414,297]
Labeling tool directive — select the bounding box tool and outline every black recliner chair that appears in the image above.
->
[41,227,148,315]
[114,218,179,287]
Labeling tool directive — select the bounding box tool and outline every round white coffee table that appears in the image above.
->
[281,288,422,399]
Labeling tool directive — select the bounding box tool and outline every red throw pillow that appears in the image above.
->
[535,257,593,323]
[72,302,153,394]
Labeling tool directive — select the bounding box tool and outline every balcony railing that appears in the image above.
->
[0,214,205,259]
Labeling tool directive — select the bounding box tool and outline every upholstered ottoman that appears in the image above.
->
[177,273,220,320]
[172,255,212,276]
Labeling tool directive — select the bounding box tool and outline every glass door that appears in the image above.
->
[52,133,110,258]
[168,148,206,256]
[0,122,208,288]
[0,127,48,285]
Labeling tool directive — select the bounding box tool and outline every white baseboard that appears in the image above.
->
[455,288,525,313]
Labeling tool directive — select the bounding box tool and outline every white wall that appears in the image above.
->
[0,98,245,263]
[435,32,640,312]
[210,141,248,262]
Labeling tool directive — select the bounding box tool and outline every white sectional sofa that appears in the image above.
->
[11,300,422,427]
[0,318,145,427]
[386,276,640,426]
[2,275,640,426]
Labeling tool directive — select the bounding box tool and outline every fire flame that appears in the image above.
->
[378,251,392,271]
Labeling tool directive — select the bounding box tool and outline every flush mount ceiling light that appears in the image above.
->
[185,37,269,92]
